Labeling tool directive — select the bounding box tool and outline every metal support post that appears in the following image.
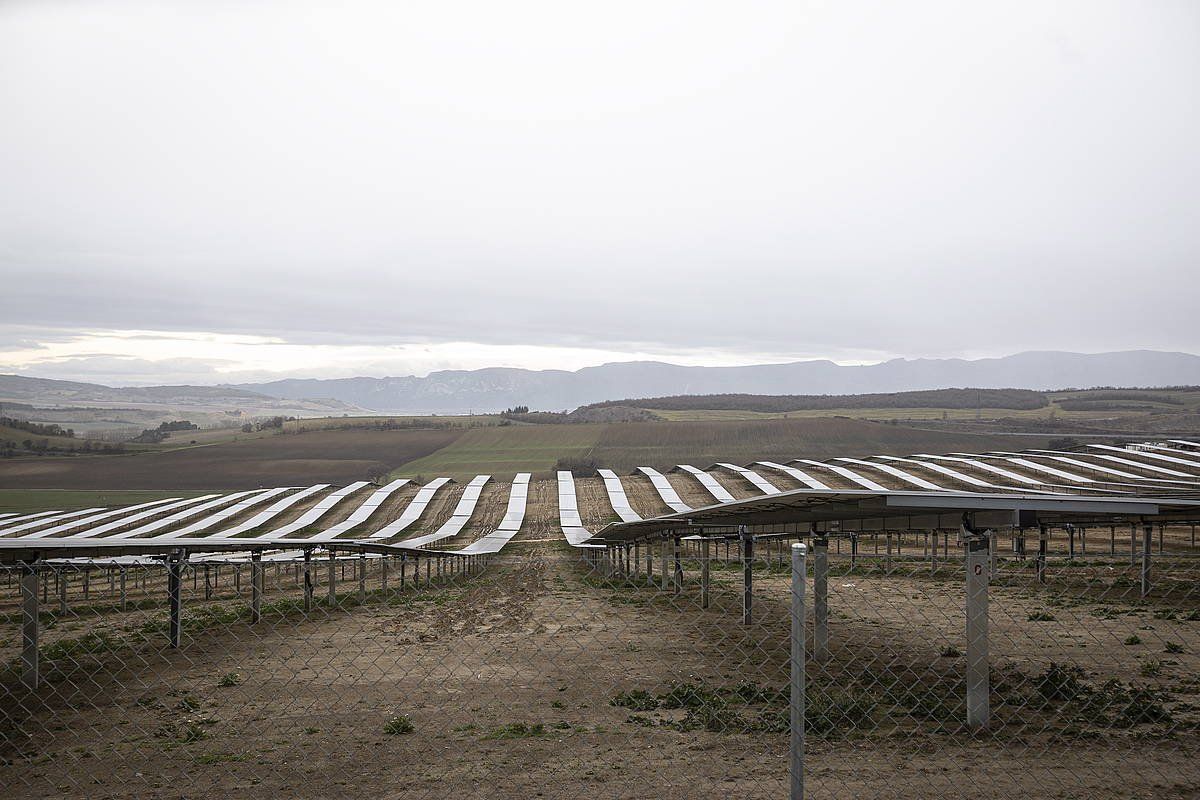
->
[167,551,184,649]
[1037,525,1048,584]
[742,526,753,626]
[303,550,313,612]
[813,535,829,663]
[328,551,337,604]
[21,561,40,690]
[1142,522,1153,598]
[251,551,263,623]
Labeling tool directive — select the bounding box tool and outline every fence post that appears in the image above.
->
[790,542,807,800]
[741,525,753,626]
[358,553,367,603]
[167,550,184,649]
[328,551,337,604]
[964,524,990,729]
[303,550,313,612]
[58,567,68,615]
[251,551,263,623]
[1141,522,1153,598]
[21,560,39,690]
[813,534,829,663]
[1037,525,1048,584]
[672,536,683,595]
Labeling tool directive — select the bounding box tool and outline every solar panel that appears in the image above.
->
[635,467,692,513]
[557,471,596,547]
[0,507,108,535]
[217,485,333,537]
[834,457,947,491]
[396,475,490,548]
[790,459,887,491]
[158,488,296,537]
[459,473,531,554]
[302,479,410,541]
[674,464,736,502]
[16,498,183,540]
[64,495,222,539]
[598,469,642,522]
[753,461,831,491]
[368,478,452,539]
[266,481,371,536]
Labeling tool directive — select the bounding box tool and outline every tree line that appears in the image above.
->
[580,388,1049,413]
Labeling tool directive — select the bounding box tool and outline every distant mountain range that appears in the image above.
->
[235,350,1200,414]
[3,350,1198,416]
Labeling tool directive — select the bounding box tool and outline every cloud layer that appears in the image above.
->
[2,1,1198,383]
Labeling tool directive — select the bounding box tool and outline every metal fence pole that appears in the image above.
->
[303,550,313,612]
[21,560,39,690]
[965,527,990,729]
[1037,525,1048,584]
[660,538,669,590]
[1142,522,1153,598]
[742,525,753,625]
[790,542,807,800]
[672,536,682,594]
[251,551,263,623]
[813,535,829,663]
[328,551,337,603]
[358,553,367,603]
[167,551,183,649]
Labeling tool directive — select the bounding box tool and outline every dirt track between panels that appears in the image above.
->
[2,542,1198,800]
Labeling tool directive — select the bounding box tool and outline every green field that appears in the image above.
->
[0,489,211,514]
[393,424,603,481]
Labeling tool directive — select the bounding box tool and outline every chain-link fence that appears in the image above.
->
[2,529,1198,798]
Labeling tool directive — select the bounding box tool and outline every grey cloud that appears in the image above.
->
[1,1,1198,371]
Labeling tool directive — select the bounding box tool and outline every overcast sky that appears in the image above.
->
[2,1,1197,386]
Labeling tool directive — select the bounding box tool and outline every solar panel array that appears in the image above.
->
[4,440,1199,561]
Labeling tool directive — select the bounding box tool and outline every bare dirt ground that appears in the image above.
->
[2,478,1199,798]
[2,539,1197,800]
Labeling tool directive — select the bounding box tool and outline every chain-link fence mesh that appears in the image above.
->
[2,527,1198,798]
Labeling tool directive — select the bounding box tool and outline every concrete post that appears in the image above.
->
[790,542,807,800]
[21,561,39,690]
[964,528,990,729]
[813,535,829,663]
